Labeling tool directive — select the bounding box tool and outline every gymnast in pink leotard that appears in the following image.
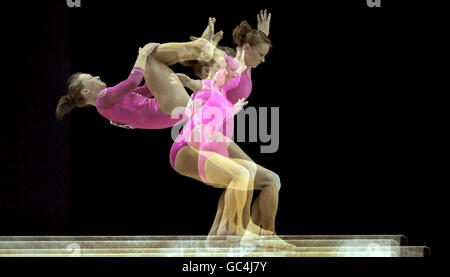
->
[171,51,255,237]
[170,55,244,183]
[174,18,296,242]
[55,43,186,128]
[96,66,185,129]
[182,21,270,107]
[56,17,227,126]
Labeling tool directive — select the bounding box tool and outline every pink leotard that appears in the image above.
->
[225,67,252,104]
[96,66,183,129]
[169,67,252,171]
[169,74,241,184]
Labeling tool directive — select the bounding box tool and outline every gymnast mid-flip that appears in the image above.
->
[56,12,293,248]
[56,18,224,126]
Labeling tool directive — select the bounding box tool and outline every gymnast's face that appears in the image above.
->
[243,43,270,68]
[78,73,107,101]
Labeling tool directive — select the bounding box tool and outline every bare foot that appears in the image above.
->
[200,17,215,41]
[257,235,297,249]
[217,224,228,236]
[190,30,222,48]
[196,17,217,62]
[194,38,226,67]
[240,232,296,249]
[246,221,274,236]
[222,223,246,243]
[212,31,223,46]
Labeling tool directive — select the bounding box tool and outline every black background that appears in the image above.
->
[1,0,444,263]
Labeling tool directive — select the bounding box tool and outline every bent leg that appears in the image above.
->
[205,158,257,236]
[203,153,251,236]
[231,159,257,229]
[208,190,225,237]
[150,17,224,66]
[174,146,252,236]
[142,19,225,115]
[144,55,190,115]
[228,141,280,233]
[251,166,281,233]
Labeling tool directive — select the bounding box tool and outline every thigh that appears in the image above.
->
[231,158,257,179]
[174,145,203,183]
[202,153,250,190]
[227,141,254,162]
[174,146,246,190]
[144,56,190,114]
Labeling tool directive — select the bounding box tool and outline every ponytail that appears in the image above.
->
[232,21,252,47]
[232,20,272,49]
[56,95,76,121]
[55,72,87,121]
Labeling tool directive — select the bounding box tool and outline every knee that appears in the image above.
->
[264,171,281,192]
[247,162,258,179]
[246,163,257,189]
[145,55,159,71]
[231,167,250,190]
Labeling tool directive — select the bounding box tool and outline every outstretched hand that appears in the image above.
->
[235,47,247,74]
[234,98,248,114]
[257,9,271,36]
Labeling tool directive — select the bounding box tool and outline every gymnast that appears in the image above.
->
[177,11,293,248]
[55,13,292,248]
[56,18,224,127]
[170,48,258,238]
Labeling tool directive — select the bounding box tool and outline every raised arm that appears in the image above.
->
[257,9,271,36]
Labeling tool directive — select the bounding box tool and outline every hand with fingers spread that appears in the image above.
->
[257,9,271,36]
[234,47,247,75]
[234,98,248,114]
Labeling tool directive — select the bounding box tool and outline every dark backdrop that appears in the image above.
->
[1,0,443,254]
